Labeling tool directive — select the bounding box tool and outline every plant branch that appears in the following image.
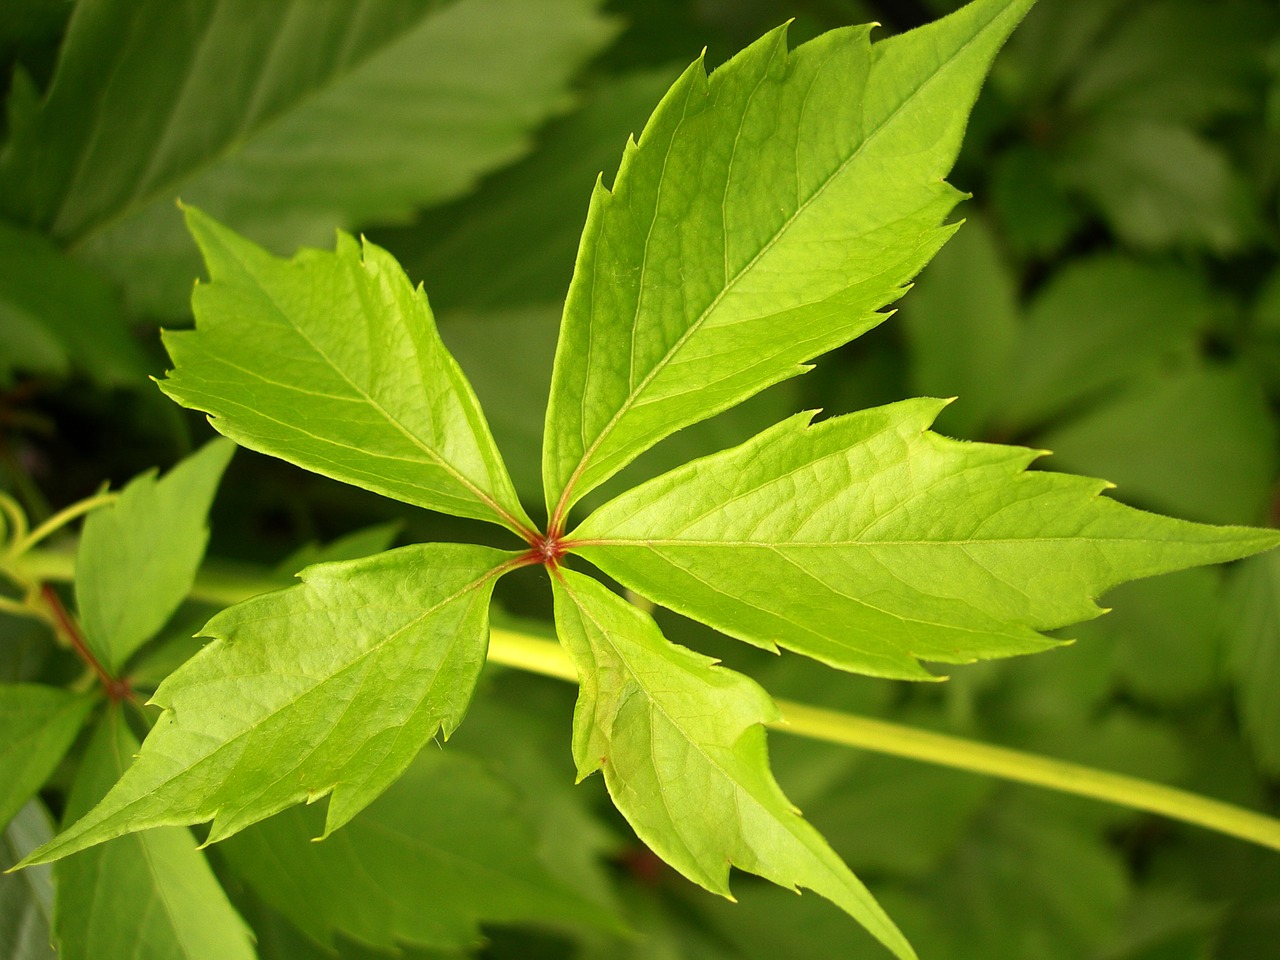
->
[19,545,1280,853]
[39,584,131,703]
[10,491,117,557]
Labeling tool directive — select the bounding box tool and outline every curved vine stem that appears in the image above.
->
[8,491,117,558]
[0,492,29,549]
[16,545,1280,854]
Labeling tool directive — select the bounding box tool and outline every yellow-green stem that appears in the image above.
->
[15,547,1280,853]
[9,492,118,558]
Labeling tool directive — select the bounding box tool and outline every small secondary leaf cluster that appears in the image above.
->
[10,2,1280,958]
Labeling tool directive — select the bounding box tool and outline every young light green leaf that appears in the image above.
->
[76,438,234,671]
[551,569,916,960]
[571,398,1280,680]
[19,543,512,866]
[0,686,94,833]
[0,0,613,316]
[219,750,616,951]
[53,708,255,960]
[161,208,535,536]
[541,0,1036,523]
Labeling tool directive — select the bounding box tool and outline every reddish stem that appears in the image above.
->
[40,584,133,703]
[525,530,568,570]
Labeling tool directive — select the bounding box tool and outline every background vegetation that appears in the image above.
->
[2,0,1279,957]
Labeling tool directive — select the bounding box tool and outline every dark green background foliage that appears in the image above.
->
[1,0,1279,957]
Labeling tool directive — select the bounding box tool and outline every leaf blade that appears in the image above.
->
[572,399,1280,680]
[160,208,533,534]
[219,750,616,951]
[20,543,512,865]
[552,569,916,960]
[53,709,255,960]
[542,0,1036,521]
[0,686,94,833]
[76,438,234,671]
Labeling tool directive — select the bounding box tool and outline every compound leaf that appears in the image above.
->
[76,438,234,672]
[572,398,1280,680]
[551,569,916,960]
[53,708,255,960]
[0,686,94,833]
[161,208,534,535]
[20,543,511,866]
[542,0,1035,521]
[219,750,615,951]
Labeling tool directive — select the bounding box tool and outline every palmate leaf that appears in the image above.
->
[24,2,1280,957]
[162,208,533,535]
[552,569,915,960]
[572,399,1280,679]
[53,709,255,960]
[20,544,511,865]
[541,0,1036,523]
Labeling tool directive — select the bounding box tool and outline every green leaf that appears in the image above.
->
[795,754,993,879]
[20,543,511,865]
[0,685,94,833]
[1071,570,1222,706]
[867,795,1130,960]
[989,145,1083,258]
[0,801,56,960]
[1064,0,1276,125]
[551,569,916,960]
[1038,365,1278,526]
[1061,118,1260,253]
[75,438,234,671]
[1223,552,1280,776]
[450,671,624,908]
[390,66,678,313]
[0,0,614,316]
[0,220,145,388]
[572,398,1280,680]
[1001,256,1213,432]
[53,708,255,960]
[218,750,615,951]
[900,213,1020,439]
[541,0,1036,522]
[439,305,564,505]
[161,207,534,535]
[272,522,402,577]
